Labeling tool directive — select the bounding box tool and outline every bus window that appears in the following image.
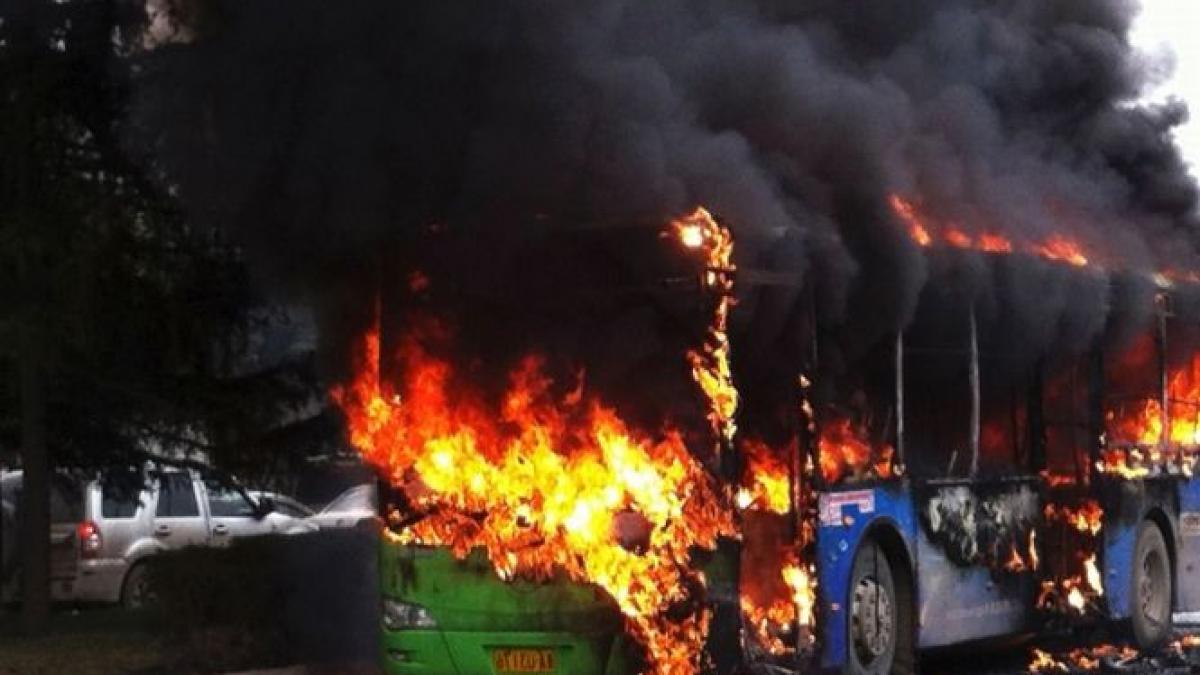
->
[1105,329,1161,447]
[903,289,973,479]
[1166,317,1200,446]
[813,334,895,484]
[977,353,1033,477]
[1042,355,1094,482]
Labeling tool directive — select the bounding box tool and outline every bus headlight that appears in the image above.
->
[381,598,438,630]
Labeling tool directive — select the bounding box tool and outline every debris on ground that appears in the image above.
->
[1028,634,1200,674]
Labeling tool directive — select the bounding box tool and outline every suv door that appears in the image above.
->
[152,472,209,549]
[204,481,272,545]
[96,470,152,561]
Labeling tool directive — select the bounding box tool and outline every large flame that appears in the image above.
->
[1106,350,1200,451]
[334,326,735,674]
[672,207,738,447]
[337,207,827,673]
[735,436,818,657]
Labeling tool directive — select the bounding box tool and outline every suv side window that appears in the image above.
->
[102,490,139,519]
[101,471,143,519]
[206,483,256,518]
[156,474,199,518]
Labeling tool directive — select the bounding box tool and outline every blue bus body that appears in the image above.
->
[809,473,1200,670]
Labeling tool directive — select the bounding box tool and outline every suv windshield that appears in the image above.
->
[206,482,257,518]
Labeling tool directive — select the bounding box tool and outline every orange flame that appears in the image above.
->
[1107,350,1200,454]
[978,233,1014,253]
[1096,448,1152,479]
[818,417,894,484]
[739,552,817,656]
[1001,529,1040,574]
[782,560,817,628]
[889,194,932,247]
[1037,499,1105,616]
[1030,644,1137,673]
[334,326,735,674]
[1044,500,1103,536]
[889,194,1091,268]
[1036,235,1089,267]
[1029,648,1066,673]
[739,438,791,515]
[672,207,738,447]
[944,227,973,249]
[735,434,819,657]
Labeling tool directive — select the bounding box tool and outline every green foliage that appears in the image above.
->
[0,0,334,474]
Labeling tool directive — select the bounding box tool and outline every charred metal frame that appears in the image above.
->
[1158,292,1171,449]
[895,332,905,467]
[969,304,981,478]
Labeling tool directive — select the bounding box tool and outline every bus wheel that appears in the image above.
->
[847,541,911,675]
[1130,520,1172,649]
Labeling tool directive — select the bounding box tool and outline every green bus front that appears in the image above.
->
[378,542,635,675]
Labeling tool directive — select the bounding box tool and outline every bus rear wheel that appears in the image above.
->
[1130,520,1172,650]
[846,540,912,675]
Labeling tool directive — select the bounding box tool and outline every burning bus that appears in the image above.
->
[332,205,1200,675]
[126,3,1200,673]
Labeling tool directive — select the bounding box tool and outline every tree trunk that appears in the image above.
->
[10,0,51,637]
[18,329,50,635]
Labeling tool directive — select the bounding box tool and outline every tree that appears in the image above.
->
[0,0,329,633]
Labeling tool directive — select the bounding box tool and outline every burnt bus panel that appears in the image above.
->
[1100,478,1180,620]
[915,529,1033,647]
[914,481,1039,647]
[1177,479,1200,612]
[816,483,918,670]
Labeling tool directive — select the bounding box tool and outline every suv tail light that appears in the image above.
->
[77,520,102,558]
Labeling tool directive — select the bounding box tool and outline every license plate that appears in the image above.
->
[490,648,556,673]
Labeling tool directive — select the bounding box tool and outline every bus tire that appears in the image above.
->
[846,540,912,675]
[1130,520,1172,650]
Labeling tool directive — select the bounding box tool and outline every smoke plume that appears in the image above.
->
[131,0,1200,382]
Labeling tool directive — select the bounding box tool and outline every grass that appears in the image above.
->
[0,607,167,675]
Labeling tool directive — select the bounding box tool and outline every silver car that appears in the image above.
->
[0,469,316,607]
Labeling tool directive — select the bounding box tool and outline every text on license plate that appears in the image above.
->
[491,648,556,673]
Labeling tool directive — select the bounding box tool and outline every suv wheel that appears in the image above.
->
[121,561,155,610]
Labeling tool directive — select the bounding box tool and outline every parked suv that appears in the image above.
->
[0,468,316,607]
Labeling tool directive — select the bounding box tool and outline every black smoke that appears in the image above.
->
[130,0,1200,392]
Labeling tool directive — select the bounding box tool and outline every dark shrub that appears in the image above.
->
[150,529,378,672]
